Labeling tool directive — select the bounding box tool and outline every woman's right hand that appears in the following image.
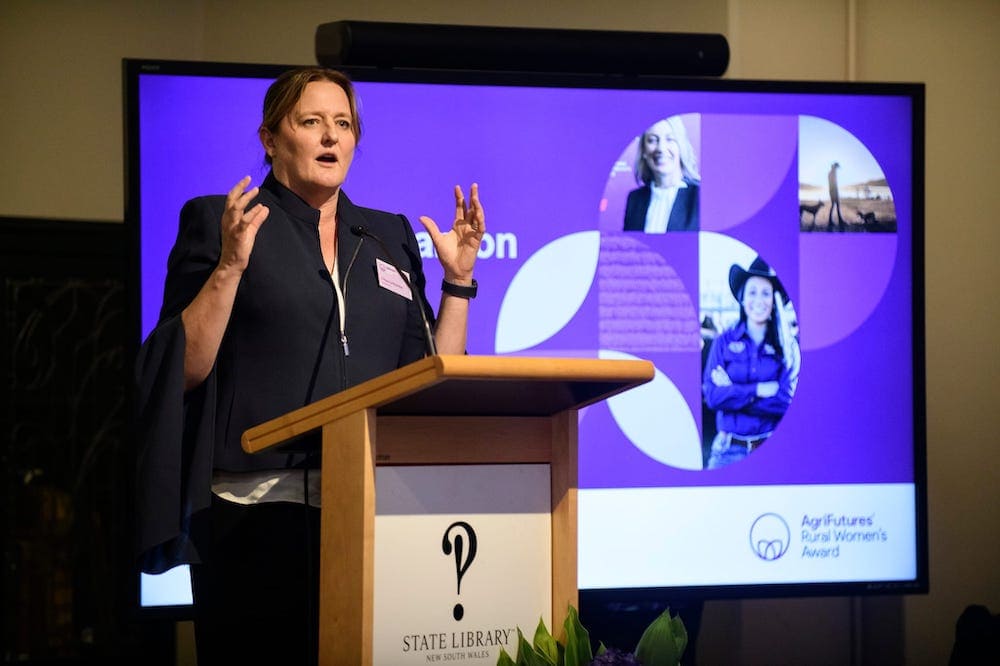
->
[219,176,269,274]
[756,381,780,398]
[181,177,269,390]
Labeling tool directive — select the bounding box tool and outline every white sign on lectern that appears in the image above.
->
[373,464,552,665]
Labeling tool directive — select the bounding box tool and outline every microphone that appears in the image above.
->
[350,224,438,357]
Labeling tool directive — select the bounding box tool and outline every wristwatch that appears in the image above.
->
[441,279,478,299]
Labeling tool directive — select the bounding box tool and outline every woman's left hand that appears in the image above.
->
[710,365,733,387]
[419,183,485,283]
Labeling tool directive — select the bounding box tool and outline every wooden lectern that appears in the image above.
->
[242,354,653,665]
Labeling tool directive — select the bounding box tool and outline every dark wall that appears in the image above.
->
[0,218,171,663]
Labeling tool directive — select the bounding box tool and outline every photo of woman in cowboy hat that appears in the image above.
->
[701,256,800,469]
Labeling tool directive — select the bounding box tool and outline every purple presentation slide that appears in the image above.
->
[138,74,914,502]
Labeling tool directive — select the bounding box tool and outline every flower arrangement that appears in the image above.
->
[497,606,687,666]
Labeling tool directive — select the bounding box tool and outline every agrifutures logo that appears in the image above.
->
[749,513,791,561]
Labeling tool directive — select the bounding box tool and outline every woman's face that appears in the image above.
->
[261,80,357,206]
[742,276,774,326]
[641,120,682,186]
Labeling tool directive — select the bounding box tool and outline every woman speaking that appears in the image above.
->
[135,67,485,664]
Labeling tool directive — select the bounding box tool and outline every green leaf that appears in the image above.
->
[533,617,560,665]
[634,608,686,666]
[596,641,608,656]
[514,627,552,666]
[497,646,518,666]
[562,606,593,666]
[670,613,688,658]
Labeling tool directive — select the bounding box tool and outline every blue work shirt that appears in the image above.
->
[702,322,798,438]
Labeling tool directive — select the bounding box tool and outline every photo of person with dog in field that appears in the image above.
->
[798,115,897,233]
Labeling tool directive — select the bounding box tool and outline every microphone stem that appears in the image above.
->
[352,225,437,356]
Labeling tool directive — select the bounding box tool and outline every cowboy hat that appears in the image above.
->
[729,256,787,302]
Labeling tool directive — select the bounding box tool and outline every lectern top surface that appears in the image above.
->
[242,355,653,454]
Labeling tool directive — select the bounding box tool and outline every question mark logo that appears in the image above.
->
[442,521,478,621]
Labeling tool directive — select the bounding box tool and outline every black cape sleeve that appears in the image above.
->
[134,196,225,574]
[135,316,216,573]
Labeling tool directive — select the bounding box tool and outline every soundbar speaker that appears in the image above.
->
[316,21,728,77]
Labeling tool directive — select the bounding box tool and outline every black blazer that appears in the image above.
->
[623,179,700,232]
[134,172,433,573]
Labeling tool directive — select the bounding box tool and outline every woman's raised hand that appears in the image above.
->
[418,183,485,283]
[219,176,269,273]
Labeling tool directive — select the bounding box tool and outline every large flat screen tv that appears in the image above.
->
[125,59,926,612]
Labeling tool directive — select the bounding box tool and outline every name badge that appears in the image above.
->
[376,258,412,301]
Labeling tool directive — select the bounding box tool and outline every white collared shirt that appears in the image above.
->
[212,469,321,507]
[643,180,688,233]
